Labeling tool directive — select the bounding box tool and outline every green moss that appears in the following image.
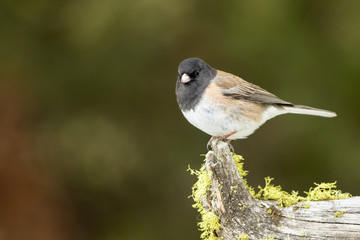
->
[334,210,346,217]
[250,173,351,208]
[305,182,351,201]
[189,153,351,239]
[238,203,246,211]
[263,236,274,240]
[232,153,351,208]
[254,177,306,207]
[233,155,256,196]
[253,177,351,208]
[238,234,249,240]
[188,164,221,240]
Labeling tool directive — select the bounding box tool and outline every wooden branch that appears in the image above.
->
[203,141,360,240]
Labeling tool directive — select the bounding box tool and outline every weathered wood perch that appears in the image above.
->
[202,141,360,239]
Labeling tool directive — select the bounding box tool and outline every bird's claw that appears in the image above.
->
[227,140,234,154]
[207,137,216,151]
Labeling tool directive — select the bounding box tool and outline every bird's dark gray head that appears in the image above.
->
[176,58,217,111]
[177,58,215,84]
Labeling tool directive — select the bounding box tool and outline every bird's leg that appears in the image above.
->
[223,131,237,139]
[222,131,237,153]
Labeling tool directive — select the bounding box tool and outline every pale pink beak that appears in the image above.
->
[181,73,191,83]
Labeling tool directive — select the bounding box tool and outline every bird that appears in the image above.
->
[175,57,336,149]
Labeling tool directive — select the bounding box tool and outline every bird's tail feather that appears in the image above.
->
[283,105,336,118]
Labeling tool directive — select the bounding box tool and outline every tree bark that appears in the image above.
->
[204,141,360,240]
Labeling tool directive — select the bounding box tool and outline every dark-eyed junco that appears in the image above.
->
[175,58,336,146]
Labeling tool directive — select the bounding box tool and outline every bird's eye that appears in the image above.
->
[189,70,199,78]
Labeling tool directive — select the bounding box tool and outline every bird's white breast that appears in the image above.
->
[181,87,288,140]
[181,94,261,139]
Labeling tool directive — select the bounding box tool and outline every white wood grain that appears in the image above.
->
[203,141,360,240]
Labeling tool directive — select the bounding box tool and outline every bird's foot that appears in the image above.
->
[207,131,237,153]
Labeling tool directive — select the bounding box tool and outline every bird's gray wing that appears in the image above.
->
[214,70,293,106]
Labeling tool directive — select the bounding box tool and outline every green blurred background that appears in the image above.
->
[1,0,359,239]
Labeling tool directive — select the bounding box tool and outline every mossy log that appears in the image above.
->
[201,141,360,240]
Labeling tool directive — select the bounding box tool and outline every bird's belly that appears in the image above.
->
[181,99,261,139]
